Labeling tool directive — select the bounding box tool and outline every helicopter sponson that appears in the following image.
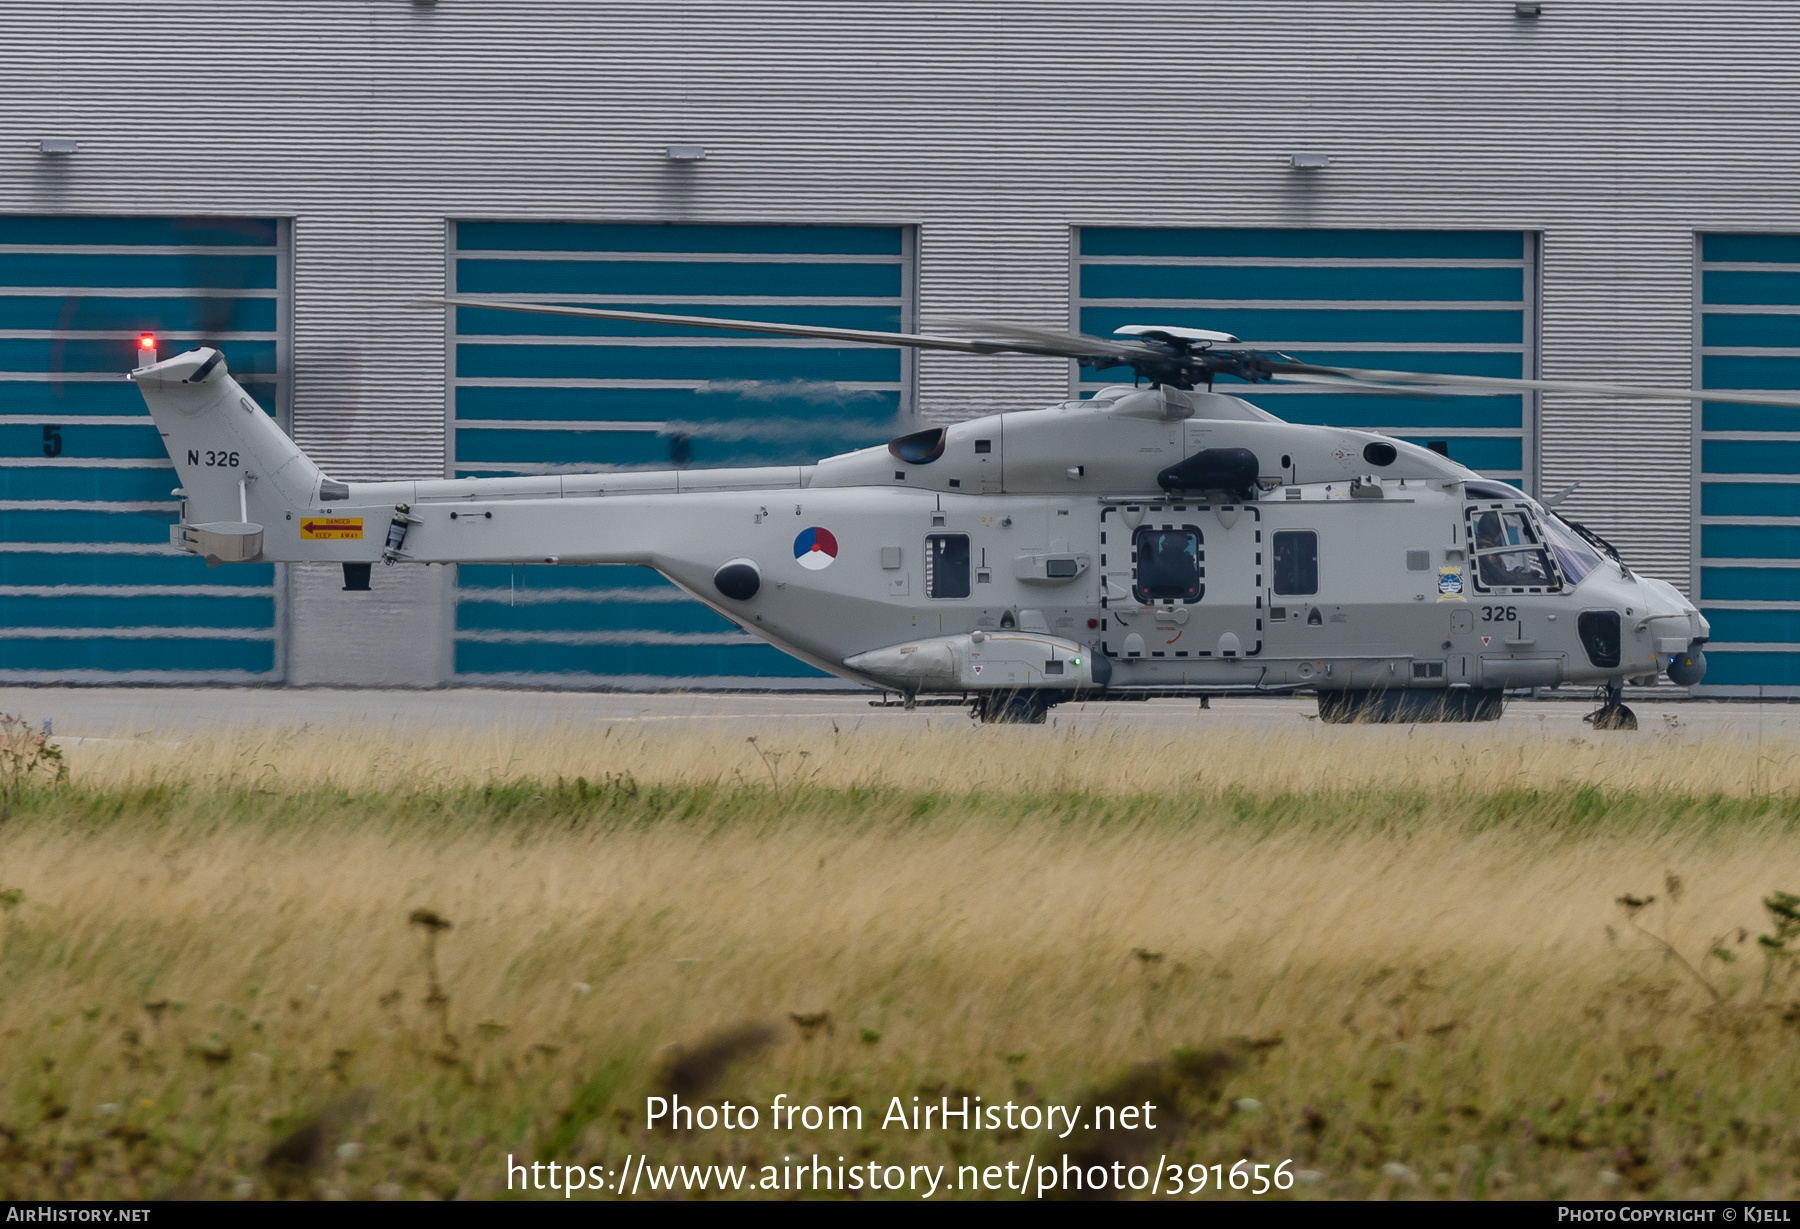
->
[133,345,1706,726]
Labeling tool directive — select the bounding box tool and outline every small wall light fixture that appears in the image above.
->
[38,137,79,155]
[665,145,707,162]
[1289,152,1331,170]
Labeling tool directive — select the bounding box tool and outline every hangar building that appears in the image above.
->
[4,1,1799,694]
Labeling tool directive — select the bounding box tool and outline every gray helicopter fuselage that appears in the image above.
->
[135,351,1707,701]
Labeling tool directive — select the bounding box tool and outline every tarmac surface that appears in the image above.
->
[7,686,1800,740]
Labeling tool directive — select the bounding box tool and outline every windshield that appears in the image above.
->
[1539,515,1603,586]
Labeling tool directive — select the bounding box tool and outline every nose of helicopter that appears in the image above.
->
[1627,576,1708,685]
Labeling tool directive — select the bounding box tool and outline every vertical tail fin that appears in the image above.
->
[132,348,322,552]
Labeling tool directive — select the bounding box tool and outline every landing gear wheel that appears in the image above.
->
[1585,684,1638,731]
[1586,703,1638,731]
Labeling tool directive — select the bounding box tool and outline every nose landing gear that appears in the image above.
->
[1585,682,1638,731]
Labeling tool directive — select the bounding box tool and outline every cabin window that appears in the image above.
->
[1272,530,1318,595]
[1132,528,1202,603]
[924,533,970,599]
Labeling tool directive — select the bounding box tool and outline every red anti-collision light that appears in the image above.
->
[138,333,156,350]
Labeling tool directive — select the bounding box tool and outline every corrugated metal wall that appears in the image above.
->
[1695,234,1800,693]
[0,216,286,682]
[6,1,1800,687]
[447,220,912,686]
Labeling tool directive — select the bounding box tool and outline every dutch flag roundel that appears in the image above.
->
[794,526,838,571]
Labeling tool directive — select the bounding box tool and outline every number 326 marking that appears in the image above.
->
[187,449,240,467]
[1481,605,1518,622]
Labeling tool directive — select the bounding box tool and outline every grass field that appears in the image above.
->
[1,716,1798,1200]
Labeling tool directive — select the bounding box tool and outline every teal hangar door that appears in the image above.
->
[1074,229,1537,488]
[0,216,285,683]
[1695,233,1800,694]
[448,221,913,687]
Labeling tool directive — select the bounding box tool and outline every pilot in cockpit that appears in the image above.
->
[1472,509,1557,588]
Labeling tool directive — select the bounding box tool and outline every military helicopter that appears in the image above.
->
[130,304,1800,727]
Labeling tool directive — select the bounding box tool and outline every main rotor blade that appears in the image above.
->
[941,317,1155,361]
[1269,371,1484,399]
[439,301,1800,408]
[438,299,1116,359]
[1274,360,1800,410]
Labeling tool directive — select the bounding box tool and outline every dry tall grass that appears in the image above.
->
[2,721,1799,1200]
[55,712,1800,797]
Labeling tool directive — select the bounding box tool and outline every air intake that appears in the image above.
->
[1156,447,1259,499]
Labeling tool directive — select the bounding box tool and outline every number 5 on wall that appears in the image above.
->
[42,424,61,458]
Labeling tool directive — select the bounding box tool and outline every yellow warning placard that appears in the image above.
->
[301,517,364,541]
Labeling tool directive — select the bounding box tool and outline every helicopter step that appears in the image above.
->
[1316,687,1505,724]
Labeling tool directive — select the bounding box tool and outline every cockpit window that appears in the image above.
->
[1472,510,1537,551]
[1477,549,1556,588]
[1466,505,1560,593]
